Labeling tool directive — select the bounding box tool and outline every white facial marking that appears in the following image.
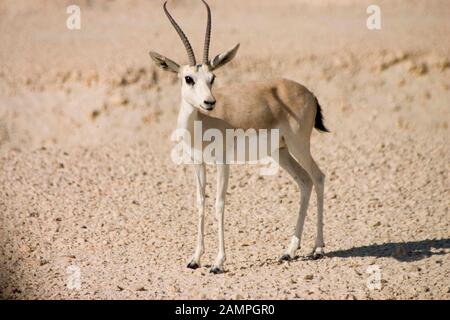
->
[180,65,216,112]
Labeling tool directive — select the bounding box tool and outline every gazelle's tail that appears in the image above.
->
[314,98,329,133]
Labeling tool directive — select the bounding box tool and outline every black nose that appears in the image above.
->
[204,100,216,106]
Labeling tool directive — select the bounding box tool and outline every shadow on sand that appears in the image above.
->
[326,238,450,262]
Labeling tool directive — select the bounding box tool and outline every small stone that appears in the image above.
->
[304,274,314,281]
[29,211,39,217]
[39,259,49,266]
[91,110,101,120]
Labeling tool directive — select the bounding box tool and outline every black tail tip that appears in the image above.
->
[314,99,329,133]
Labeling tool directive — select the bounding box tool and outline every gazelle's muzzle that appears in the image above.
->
[202,99,216,111]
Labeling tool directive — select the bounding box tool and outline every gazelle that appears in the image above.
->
[150,0,329,274]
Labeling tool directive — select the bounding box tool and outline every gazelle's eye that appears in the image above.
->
[210,75,216,85]
[185,76,195,86]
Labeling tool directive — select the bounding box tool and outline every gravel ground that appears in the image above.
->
[0,0,449,299]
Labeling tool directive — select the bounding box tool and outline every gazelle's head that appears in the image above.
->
[149,0,239,112]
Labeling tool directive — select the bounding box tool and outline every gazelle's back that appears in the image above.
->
[206,78,317,132]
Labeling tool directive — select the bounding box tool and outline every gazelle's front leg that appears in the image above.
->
[187,163,206,269]
[210,164,230,274]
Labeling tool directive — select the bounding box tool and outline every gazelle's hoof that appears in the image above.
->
[187,261,200,269]
[312,247,325,260]
[210,266,224,274]
[279,254,294,262]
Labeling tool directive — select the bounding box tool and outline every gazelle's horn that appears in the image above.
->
[163,1,196,66]
[201,0,212,64]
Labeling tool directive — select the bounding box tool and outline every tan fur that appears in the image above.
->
[199,78,317,142]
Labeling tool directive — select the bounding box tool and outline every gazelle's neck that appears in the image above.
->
[177,100,198,133]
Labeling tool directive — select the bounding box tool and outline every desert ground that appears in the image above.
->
[0,0,449,299]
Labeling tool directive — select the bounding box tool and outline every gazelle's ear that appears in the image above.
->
[209,43,240,70]
[149,51,180,73]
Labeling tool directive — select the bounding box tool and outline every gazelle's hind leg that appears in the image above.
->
[276,148,313,261]
[285,140,326,259]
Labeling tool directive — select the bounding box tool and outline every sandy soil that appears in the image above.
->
[0,0,449,299]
